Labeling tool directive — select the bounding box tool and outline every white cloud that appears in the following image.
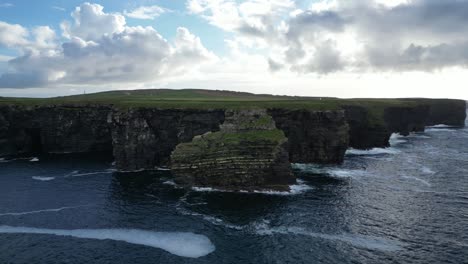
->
[188,0,468,74]
[0,3,216,88]
[124,5,169,20]
[0,3,13,8]
[52,6,66,11]
[0,21,29,48]
[61,3,126,40]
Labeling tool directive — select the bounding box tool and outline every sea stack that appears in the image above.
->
[170,109,294,191]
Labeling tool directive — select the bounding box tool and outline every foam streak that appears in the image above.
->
[0,226,215,258]
[0,205,89,216]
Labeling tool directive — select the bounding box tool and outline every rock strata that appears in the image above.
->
[268,109,349,164]
[170,109,294,191]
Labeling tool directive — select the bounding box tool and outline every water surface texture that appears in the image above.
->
[1,124,467,263]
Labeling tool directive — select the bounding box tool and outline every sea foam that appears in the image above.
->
[32,176,56,181]
[0,226,215,258]
[346,147,400,156]
[254,224,403,252]
[0,205,88,216]
[191,179,312,196]
[293,164,368,179]
[389,133,407,146]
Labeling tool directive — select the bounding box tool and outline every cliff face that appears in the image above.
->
[0,105,112,156]
[268,109,349,164]
[109,109,225,171]
[342,105,391,149]
[343,99,467,150]
[384,105,429,136]
[424,99,467,127]
[170,109,294,190]
[0,98,465,179]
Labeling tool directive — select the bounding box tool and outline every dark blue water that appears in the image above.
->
[1,124,468,263]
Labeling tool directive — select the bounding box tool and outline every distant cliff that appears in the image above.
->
[0,91,465,191]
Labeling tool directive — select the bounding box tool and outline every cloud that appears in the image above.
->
[61,3,126,40]
[188,0,468,73]
[0,21,29,48]
[124,5,170,20]
[0,3,216,88]
[0,3,13,8]
[52,6,66,11]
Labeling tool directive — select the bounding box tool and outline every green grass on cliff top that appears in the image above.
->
[0,88,435,111]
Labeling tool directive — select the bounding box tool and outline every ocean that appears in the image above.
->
[0,120,467,263]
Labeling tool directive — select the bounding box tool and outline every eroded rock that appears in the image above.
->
[170,109,294,191]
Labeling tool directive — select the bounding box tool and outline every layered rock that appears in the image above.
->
[170,109,294,191]
[109,109,225,171]
[268,109,349,164]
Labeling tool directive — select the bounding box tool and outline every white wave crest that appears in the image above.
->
[346,147,400,156]
[0,205,89,216]
[32,176,56,181]
[0,226,215,258]
[176,206,244,231]
[191,179,312,196]
[425,127,456,132]
[420,166,436,175]
[389,133,407,146]
[65,169,116,177]
[407,134,431,139]
[400,176,431,187]
[293,164,368,179]
[254,224,403,251]
[427,124,456,128]
[0,157,38,163]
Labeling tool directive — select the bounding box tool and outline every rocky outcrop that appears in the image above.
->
[170,109,294,191]
[109,109,225,171]
[268,109,349,164]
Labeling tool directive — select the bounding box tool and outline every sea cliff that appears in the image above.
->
[0,90,465,190]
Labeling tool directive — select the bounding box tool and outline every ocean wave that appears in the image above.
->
[176,206,243,231]
[407,134,431,139]
[0,205,89,216]
[427,124,457,128]
[346,147,400,156]
[0,226,215,258]
[65,169,116,177]
[253,223,403,252]
[0,157,39,163]
[32,176,56,181]
[425,128,456,132]
[420,166,436,175]
[400,176,431,187]
[293,164,368,179]
[389,133,407,146]
[190,179,312,196]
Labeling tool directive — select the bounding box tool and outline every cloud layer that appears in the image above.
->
[2,0,468,90]
[0,3,215,88]
[188,0,468,73]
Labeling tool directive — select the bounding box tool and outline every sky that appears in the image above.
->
[0,0,467,99]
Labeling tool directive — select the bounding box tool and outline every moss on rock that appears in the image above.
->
[170,109,294,191]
